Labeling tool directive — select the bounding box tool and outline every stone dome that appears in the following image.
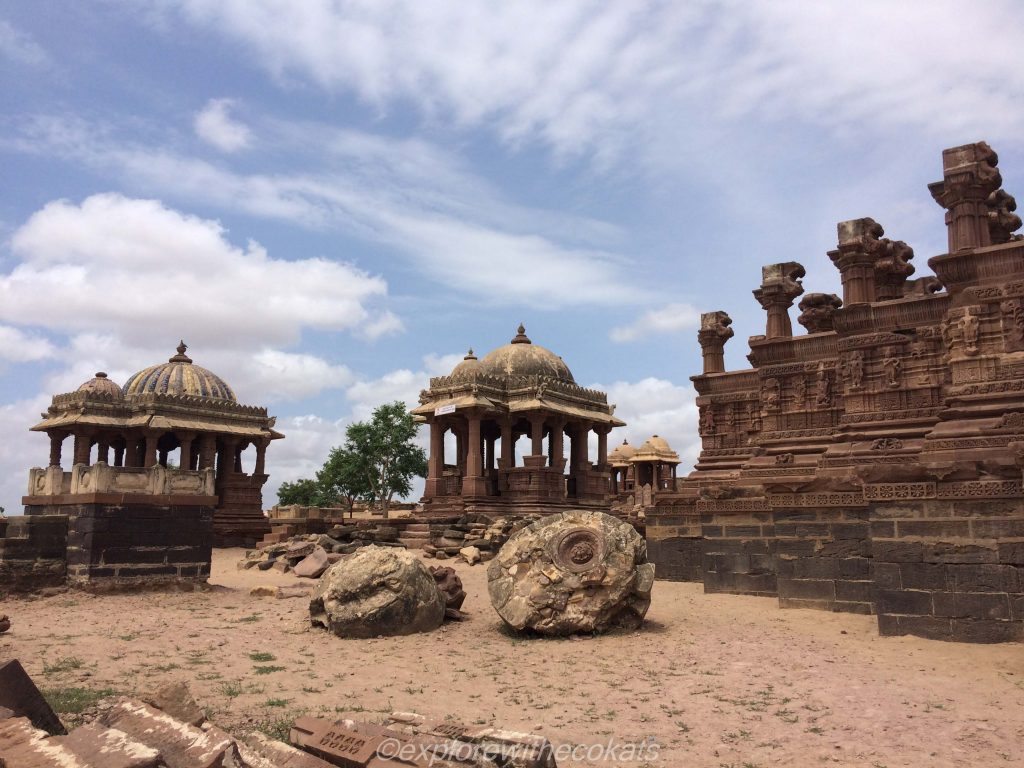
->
[77,372,123,399]
[122,342,237,402]
[633,434,680,463]
[476,325,575,382]
[607,439,636,467]
[450,349,480,380]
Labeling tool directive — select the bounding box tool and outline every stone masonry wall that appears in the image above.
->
[0,515,68,593]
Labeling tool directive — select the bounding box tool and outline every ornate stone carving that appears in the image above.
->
[862,482,936,500]
[753,263,805,339]
[987,188,1023,244]
[814,363,832,406]
[698,311,734,374]
[882,354,902,388]
[874,237,916,301]
[762,378,781,411]
[870,437,904,451]
[928,141,1003,252]
[828,218,916,304]
[797,292,843,333]
[699,406,716,435]
[1001,299,1024,352]
[839,350,865,390]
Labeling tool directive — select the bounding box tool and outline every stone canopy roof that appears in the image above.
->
[412,324,624,426]
[32,342,282,441]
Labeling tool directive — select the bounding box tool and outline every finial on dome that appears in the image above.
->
[95,372,107,379]
[511,323,531,344]
[465,348,477,360]
[169,340,193,364]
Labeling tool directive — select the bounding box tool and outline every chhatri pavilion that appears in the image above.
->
[27,342,282,550]
[412,324,625,515]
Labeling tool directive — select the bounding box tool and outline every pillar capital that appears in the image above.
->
[797,293,843,334]
[697,311,733,374]
[752,262,804,339]
[828,218,912,305]
[929,141,1003,252]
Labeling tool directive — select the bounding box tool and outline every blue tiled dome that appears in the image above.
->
[122,342,236,402]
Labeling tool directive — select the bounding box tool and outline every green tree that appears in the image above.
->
[315,447,370,511]
[343,401,427,518]
[276,478,324,507]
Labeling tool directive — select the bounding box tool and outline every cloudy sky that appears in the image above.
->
[1,1,1022,512]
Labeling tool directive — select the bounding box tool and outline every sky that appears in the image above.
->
[1,1,1023,513]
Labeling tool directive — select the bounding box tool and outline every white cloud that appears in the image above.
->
[596,377,700,473]
[194,98,252,152]
[0,325,57,362]
[0,19,48,67]
[0,395,50,514]
[3,193,398,349]
[9,116,649,308]
[609,302,701,343]
[165,1,1024,166]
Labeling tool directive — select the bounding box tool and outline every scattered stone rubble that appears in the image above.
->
[309,546,447,638]
[0,666,557,767]
[488,510,655,635]
[429,566,467,620]
[239,522,407,577]
[420,514,537,566]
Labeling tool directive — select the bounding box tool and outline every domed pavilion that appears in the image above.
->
[20,342,282,588]
[412,324,625,515]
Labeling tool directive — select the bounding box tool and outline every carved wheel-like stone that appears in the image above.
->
[488,510,655,636]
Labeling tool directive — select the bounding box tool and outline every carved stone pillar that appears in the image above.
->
[253,438,268,476]
[698,311,734,373]
[928,142,1002,253]
[198,434,216,470]
[178,432,196,472]
[596,426,609,468]
[462,411,487,497]
[529,414,545,456]
[234,441,247,473]
[48,431,65,468]
[96,436,110,465]
[219,437,239,476]
[72,430,92,466]
[500,420,513,469]
[829,218,882,305]
[797,293,843,334]
[424,420,444,498]
[549,418,565,468]
[753,262,805,338]
[142,432,160,467]
[113,444,124,468]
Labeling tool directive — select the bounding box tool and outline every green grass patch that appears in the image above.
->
[42,657,85,676]
[265,698,290,708]
[253,665,286,675]
[42,687,119,714]
[249,652,276,662]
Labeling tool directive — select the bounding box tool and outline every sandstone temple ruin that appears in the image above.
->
[647,141,1024,643]
[413,325,623,515]
[0,343,281,591]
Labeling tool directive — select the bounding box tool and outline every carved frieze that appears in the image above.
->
[862,482,936,500]
[768,492,866,508]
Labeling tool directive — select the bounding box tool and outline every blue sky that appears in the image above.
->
[1,1,1022,512]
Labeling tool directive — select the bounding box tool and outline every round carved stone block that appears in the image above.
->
[310,546,445,638]
[487,510,655,635]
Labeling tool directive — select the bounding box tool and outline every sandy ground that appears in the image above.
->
[2,549,1024,768]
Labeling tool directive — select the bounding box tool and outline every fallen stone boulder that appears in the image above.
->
[429,565,467,620]
[0,614,9,634]
[309,545,445,638]
[487,510,655,635]
[293,545,330,578]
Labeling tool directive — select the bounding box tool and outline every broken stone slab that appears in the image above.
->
[459,546,481,565]
[294,546,330,579]
[487,510,655,635]
[251,585,312,599]
[0,716,87,768]
[52,722,163,768]
[99,699,241,767]
[0,659,66,735]
[142,681,205,727]
[243,731,337,768]
[309,546,445,638]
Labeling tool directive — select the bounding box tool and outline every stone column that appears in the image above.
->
[113,444,125,467]
[178,432,196,472]
[698,311,734,374]
[73,430,92,466]
[143,432,160,467]
[219,437,239,476]
[424,420,444,498]
[529,414,545,456]
[549,418,564,468]
[96,436,110,464]
[462,411,487,497]
[753,262,805,338]
[827,218,884,305]
[254,438,268,475]
[500,420,513,469]
[234,442,246,473]
[198,434,216,470]
[929,142,1002,253]
[48,431,65,468]
[596,426,609,468]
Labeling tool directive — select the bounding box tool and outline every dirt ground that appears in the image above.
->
[3,549,1024,768]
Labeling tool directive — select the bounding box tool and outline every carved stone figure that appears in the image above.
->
[793,377,808,409]
[882,355,902,388]
[814,364,832,406]
[699,406,716,435]
[762,378,781,410]
[846,351,865,390]
[962,309,980,355]
[487,510,654,635]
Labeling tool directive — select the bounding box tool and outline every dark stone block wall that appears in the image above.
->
[0,515,68,593]
[700,506,777,596]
